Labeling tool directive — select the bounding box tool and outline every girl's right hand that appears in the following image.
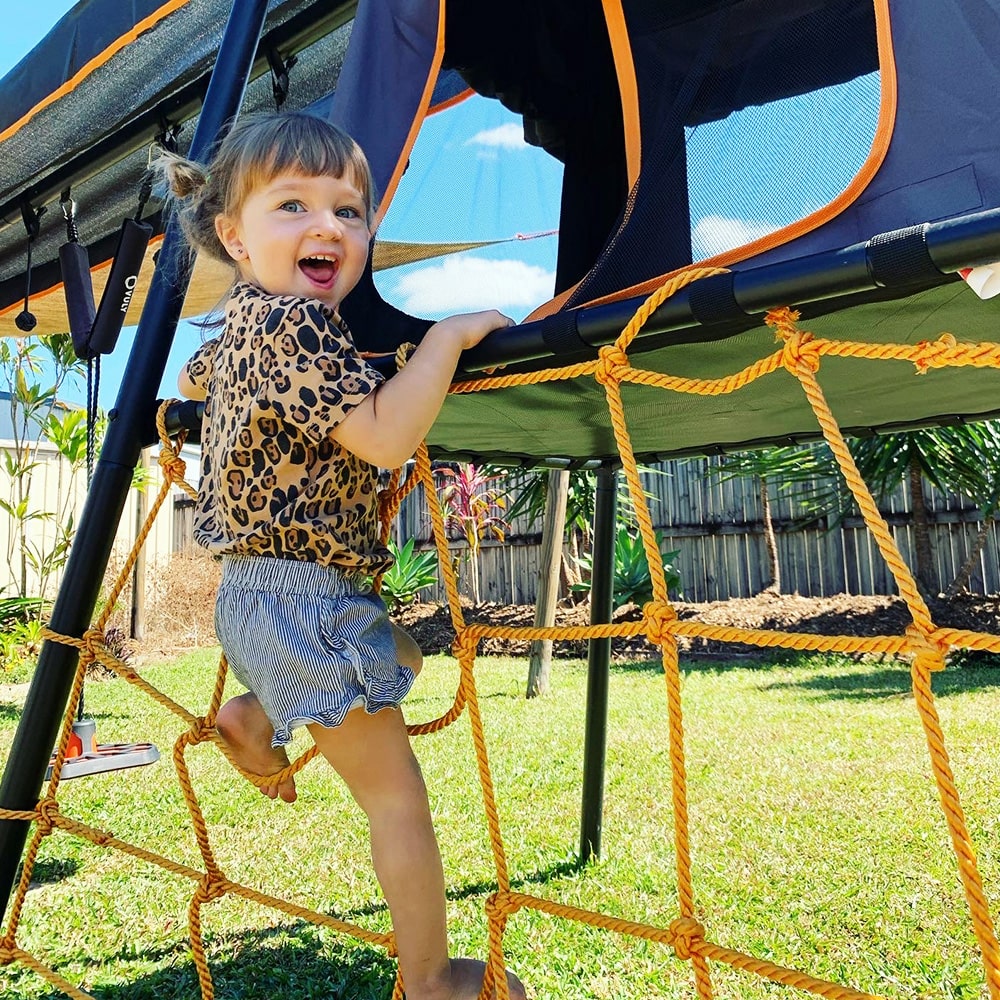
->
[427,309,514,351]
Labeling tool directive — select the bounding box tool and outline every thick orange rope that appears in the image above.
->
[2,265,998,1000]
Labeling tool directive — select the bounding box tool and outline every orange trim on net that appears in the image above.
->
[602,0,641,191]
[0,0,193,145]
[372,0,449,230]
[528,0,897,319]
[428,87,474,117]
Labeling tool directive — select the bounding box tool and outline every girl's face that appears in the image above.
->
[215,170,371,311]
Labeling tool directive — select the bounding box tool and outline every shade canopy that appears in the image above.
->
[2,0,999,464]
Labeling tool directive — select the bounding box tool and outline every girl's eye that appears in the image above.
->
[279,200,304,213]
[336,206,362,220]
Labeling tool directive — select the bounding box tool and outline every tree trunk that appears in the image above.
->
[759,474,780,594]
[946,512,995,597]
[908,456,937,594]
[469,546,481,605]
[527,470,569,698]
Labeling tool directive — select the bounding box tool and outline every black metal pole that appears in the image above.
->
[580,466,617,863]
[0,0,270,922]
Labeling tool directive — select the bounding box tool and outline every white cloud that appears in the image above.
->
[465,123,527,151]
[390,256,555,317]
[692,214,778,258]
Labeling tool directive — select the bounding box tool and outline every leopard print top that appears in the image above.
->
[182,282,392,574]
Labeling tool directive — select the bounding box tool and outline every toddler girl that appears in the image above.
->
[166,112,523,1000]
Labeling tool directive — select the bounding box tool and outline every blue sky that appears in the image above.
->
[2,3,880,410]
[1,1,565,410]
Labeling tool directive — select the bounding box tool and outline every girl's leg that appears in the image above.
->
[215,692,297,802]
[307,709,525,1000]
[213,627,418,807]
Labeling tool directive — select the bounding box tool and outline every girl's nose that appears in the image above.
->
[312,210,342,239]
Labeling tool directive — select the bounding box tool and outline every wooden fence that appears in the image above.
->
[387,458,1000,605]
[168,457,1000,605]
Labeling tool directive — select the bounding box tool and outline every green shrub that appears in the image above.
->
[574,526,681,607]
[380,538,439,609]
[0,595,44,628]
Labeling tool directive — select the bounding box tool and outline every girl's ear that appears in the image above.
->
[215,214,245,262]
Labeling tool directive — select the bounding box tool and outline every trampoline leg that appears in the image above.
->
[0,0,271,923]
[580,466,617,863]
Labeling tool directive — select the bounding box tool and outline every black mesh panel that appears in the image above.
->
[565,0,881,309]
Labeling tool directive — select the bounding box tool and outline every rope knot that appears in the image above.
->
[81,627,106,662]
[189,716,212,744]
[643,601,677,646]
[35,797,60,834]
[158,445,187,481]
[904,624,948,672]
[595,345,630,385]
[669,916,705,961]
[485,890,519,919]
[779,330,820,374]
[194,873,226,905]
[451,629,479,662]
[377,487,397,523]
[912,332,958,375]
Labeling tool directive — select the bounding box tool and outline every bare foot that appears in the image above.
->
[446,957,527,1000]
[215,693,297,803]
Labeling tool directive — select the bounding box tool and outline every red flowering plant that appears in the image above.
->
[437,463,509,605]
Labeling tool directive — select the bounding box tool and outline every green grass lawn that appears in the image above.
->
[0,648,997,999]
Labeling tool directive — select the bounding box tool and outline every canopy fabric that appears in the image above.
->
[7,233,542,340]
[1,0,999,465]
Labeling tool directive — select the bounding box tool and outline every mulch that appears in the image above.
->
[126,549,1000,665]
[391,591,1000,662]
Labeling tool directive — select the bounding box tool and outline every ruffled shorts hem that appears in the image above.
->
[269,668,416,747]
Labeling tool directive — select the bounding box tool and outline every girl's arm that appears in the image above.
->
[178,337,218,401]
[332,309,512,468]
[178,367,207,400]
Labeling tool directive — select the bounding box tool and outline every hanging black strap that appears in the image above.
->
[59,191,98,360]
[15,203,45,333]
[88,212,152,356]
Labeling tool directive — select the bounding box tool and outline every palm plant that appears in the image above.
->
[710,445,842,594]
[715,423,1000,597]
[498,464,664,597]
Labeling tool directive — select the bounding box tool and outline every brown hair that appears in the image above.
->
[156,112,377,267]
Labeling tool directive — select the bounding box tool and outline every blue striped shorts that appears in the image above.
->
[214,554,415,747]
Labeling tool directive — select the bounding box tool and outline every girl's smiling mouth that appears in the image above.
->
[299,255,339,288]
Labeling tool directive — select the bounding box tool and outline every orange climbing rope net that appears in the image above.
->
[2,265,999,1000]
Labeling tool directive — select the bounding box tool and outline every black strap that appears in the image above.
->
[541,309,589,356]
[687,271,749,325]
[867,225,943,286]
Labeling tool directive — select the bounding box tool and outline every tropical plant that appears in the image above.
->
[438,463,509,604]
[0,335,150,617]
[711,444,842,595]
[714,423,1000,597]
[574,525,681,608]
[498,464,665,597]
[939,421,1000,595]
[0,334,86,605]
[380,537,439,609]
